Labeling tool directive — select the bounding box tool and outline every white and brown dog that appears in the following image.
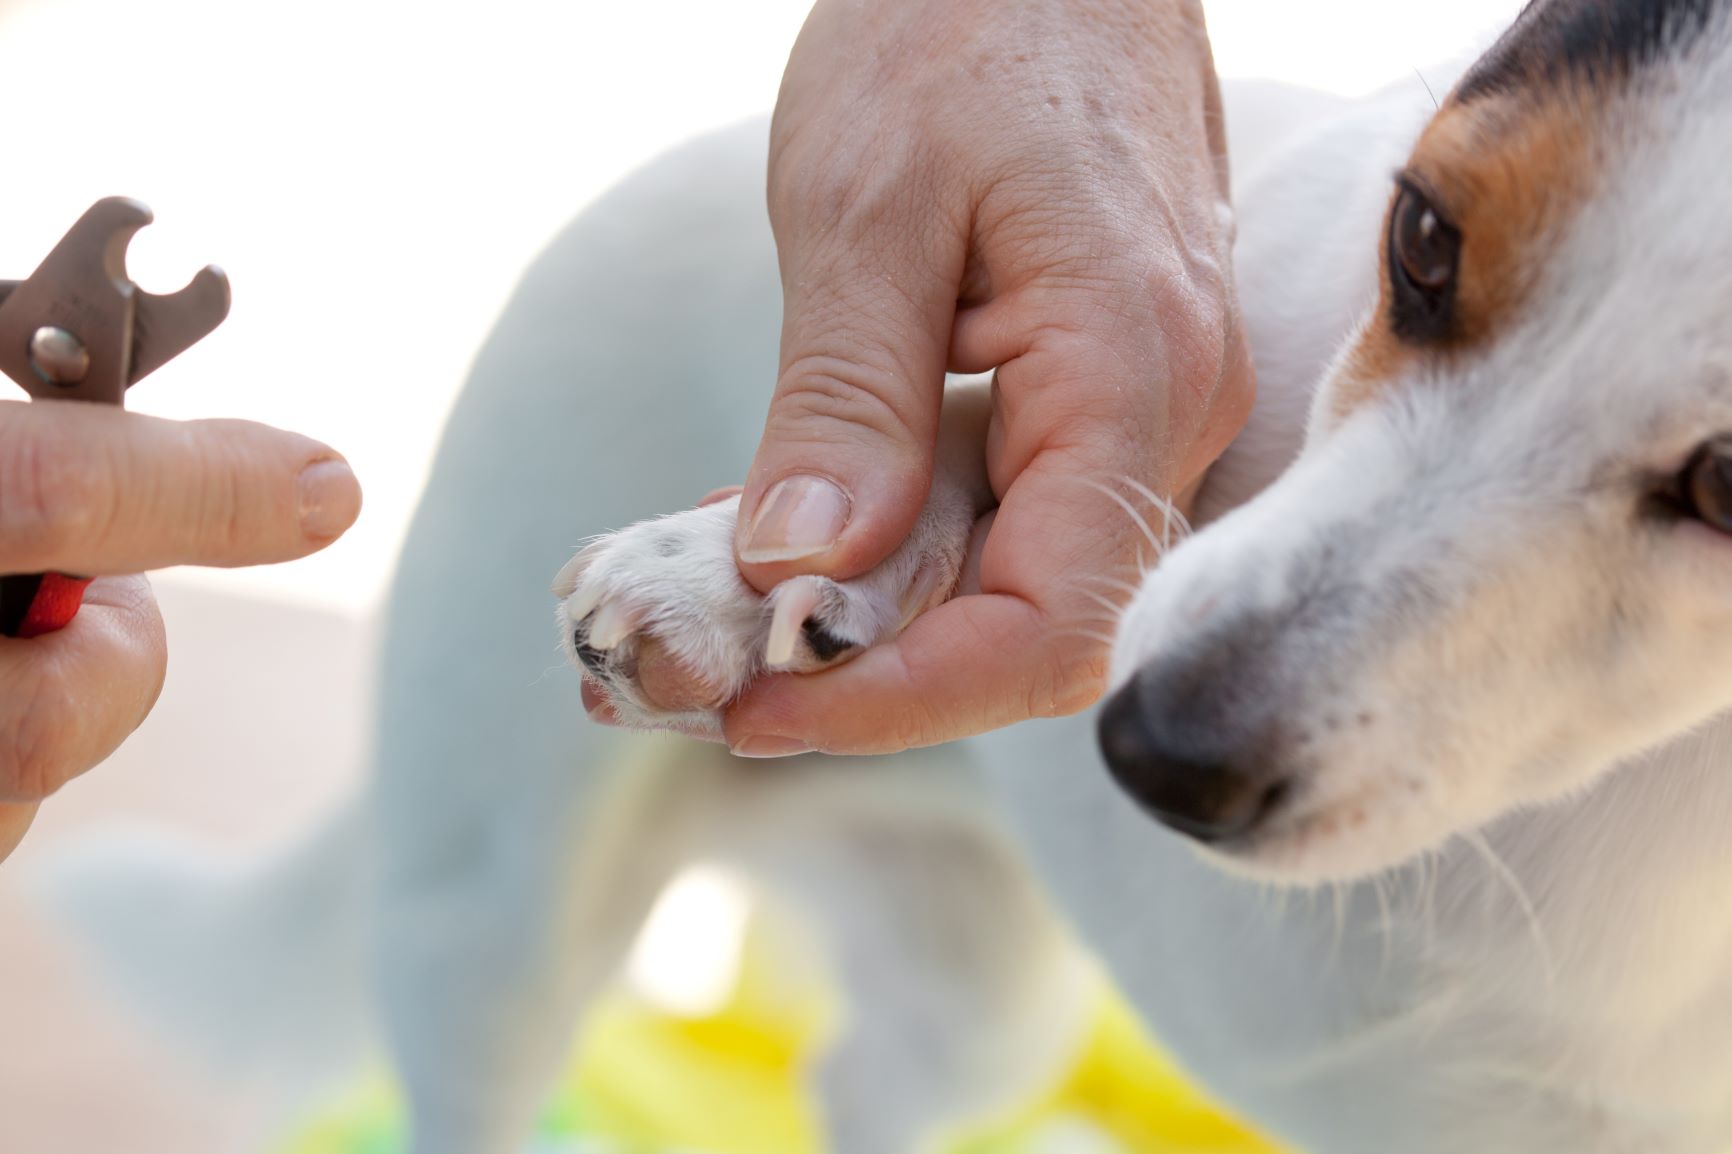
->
[45,2,1732,1152]
[560,0,1732,1149]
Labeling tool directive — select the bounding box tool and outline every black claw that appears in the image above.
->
[802,617,856,662]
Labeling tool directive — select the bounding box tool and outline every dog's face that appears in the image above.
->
[1103,0,1732,883]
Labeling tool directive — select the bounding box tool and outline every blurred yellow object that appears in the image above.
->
[955,982,1286,1154]
[283,905,1287,1154]
[563,904,837,1152]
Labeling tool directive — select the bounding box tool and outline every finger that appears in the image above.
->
[723,591,1103,756]
[0,801,37,861]
[737,176,967,592]
[953,282,1252,501]
[698,486,743,508]
[0,401,362,574]
[0,576,165,803]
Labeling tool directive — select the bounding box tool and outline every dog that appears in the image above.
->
[560,1,1732,1149]
[42,1,1732,1152]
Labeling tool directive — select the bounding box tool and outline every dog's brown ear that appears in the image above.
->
[1457,0,1722,103]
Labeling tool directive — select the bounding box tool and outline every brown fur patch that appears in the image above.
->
[1328,84,1608,421]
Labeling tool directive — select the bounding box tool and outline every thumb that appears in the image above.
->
[736,197,962,592]
[0,401,361,574]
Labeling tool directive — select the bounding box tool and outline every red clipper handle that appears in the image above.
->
[0,573,93,638]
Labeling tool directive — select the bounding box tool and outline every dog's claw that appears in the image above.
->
[565,581,605,625]
[589,602,639,650]
[551,540,609,599]
[767,576,826,669]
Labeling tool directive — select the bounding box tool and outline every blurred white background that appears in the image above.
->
[0,0,1523,617]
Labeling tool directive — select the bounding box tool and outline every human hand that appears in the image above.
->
[715,0,1253,754]
[0,400,362,859]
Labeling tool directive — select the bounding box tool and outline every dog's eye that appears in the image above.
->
[1387,180,1462,342]
[1392,187,1458,289]
[1684,441,1732,533]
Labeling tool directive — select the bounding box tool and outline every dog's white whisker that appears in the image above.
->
[1328,881,1348,975]
[1080,589,1128,619]
[1395,850,1432,959]
[1079,477,1166,557]
[1419,849,1441,956]
[1082,573,1144,599]
[1057,627,1120,648]
[1072,613,1126,631]
[528,661,571,689]
[1113,473,1194,542]
[1372,872,1395,979]
[1459,830,1557,992]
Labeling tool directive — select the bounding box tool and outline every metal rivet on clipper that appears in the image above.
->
[27,325,89,386]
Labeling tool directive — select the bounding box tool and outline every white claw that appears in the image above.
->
[564,580,605,625]
[766,576,826,669]
[551,540,608,598]
[897,565,945,632]
[589,601,639,650]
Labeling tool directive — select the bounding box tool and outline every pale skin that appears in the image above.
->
[0,400,361,860]
[587,0,1253,754]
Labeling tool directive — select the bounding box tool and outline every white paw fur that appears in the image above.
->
[555,379,994,738]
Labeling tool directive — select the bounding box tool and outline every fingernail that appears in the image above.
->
[739,475,850,564]
[298,459,360,541]
[731,735,812,759]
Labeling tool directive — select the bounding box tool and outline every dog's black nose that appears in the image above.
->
[1097,672,1289,843]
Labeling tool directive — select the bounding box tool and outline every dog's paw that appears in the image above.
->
[554,495,968,738]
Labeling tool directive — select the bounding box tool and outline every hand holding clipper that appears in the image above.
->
[0,197,229,637]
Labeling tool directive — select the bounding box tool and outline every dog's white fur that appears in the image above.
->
[37,12,1732,1154]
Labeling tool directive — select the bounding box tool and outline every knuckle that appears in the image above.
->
[205,457,249,555]
[0,423,108,565]
[186,420,283,558]
[767,143,834,226]
[884,703,940,754]
[771,135,945,258]
[771,358,929,453]
[771,133,888,228]
[1029,646,1110,721]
